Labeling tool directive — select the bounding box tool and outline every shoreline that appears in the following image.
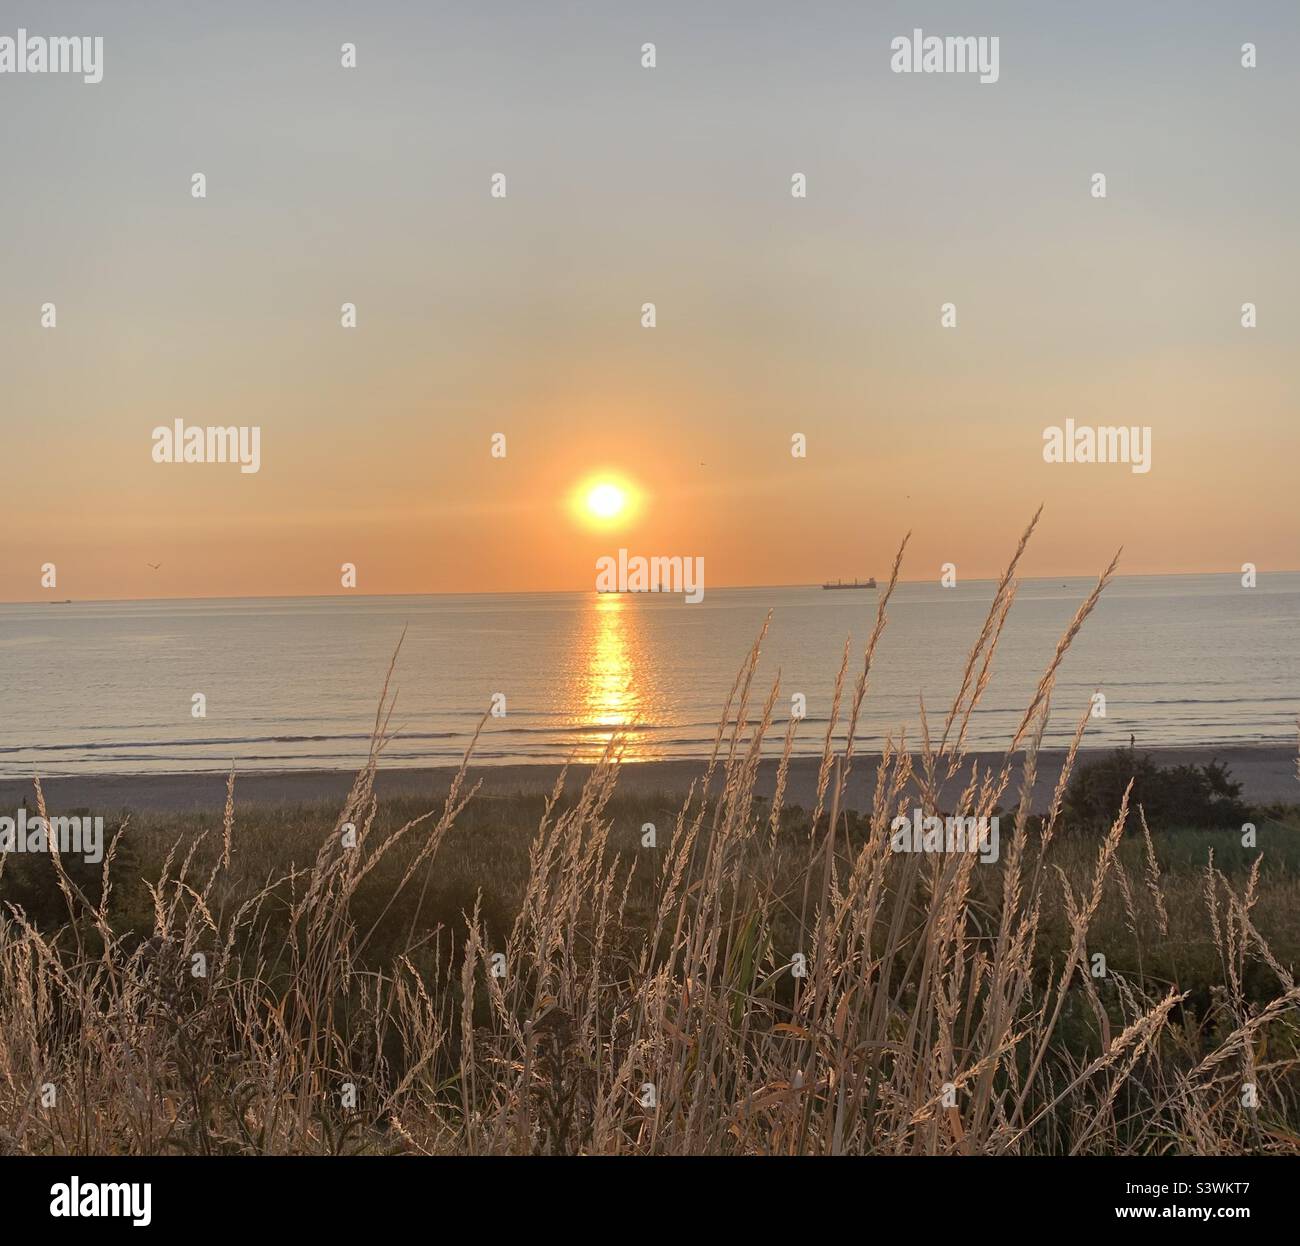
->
[3,744,1295,817]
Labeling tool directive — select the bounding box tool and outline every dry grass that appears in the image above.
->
[1,516,1297,1156]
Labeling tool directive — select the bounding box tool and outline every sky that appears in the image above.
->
[2,0,1297,601]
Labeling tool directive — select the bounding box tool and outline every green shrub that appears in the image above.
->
[1063,747,1250,831]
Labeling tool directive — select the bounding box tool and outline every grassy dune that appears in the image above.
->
[2,515,1298,1155]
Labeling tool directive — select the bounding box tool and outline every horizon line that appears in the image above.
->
[3,567,1296,608]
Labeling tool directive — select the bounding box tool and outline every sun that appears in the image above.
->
[587,482,626,520]
[570,473,641,528]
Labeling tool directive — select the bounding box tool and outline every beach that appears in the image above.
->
[4,743,1294,818]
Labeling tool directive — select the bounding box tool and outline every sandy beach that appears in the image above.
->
[3,744,1295,818]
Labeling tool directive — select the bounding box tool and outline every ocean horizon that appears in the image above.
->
[6,567,1300,609]
[2,572,1295,777]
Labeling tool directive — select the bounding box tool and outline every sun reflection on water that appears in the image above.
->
[576,593,661,759]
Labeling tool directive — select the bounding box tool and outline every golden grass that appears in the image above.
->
[1,515,1297,1155]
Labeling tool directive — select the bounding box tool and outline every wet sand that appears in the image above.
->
[2,745,1295,817]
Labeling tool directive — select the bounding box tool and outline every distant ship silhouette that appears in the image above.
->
[821,577,876,590]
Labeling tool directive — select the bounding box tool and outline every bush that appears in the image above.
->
[1063,747,1250,831]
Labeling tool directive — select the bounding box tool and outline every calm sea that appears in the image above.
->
[1,575,1296,776]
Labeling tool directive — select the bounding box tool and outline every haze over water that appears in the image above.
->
[1,573,1295,777]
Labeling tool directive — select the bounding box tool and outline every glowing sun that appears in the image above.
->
[587,482,627,519]
[571,474,640,528]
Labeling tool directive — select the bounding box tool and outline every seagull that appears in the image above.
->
[147,562,161,570]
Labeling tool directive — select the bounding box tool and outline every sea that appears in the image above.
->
[0,574,1296,776]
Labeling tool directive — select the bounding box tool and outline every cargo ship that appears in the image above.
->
[821,577,877,590]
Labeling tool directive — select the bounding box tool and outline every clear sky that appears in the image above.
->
[2,0,1297,600]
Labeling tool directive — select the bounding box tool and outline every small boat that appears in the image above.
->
[822,578,876,590]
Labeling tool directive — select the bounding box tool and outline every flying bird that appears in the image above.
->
[147,562,161,570]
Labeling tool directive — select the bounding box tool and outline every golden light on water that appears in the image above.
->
[575,592,663,760]
[584,593,634,731]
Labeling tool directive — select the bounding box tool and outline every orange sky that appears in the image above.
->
[2,3,1297,601]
